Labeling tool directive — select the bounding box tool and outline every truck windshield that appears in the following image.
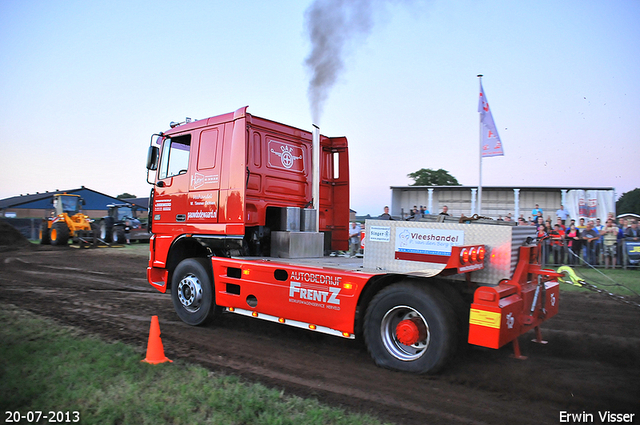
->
[55,196,80,215]
[158,135,191,180]
[116,207,134,221]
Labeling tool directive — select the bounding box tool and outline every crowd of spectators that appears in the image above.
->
[514,204,640,268]
[383,203,638,268]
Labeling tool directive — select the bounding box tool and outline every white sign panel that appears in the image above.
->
[395,227,464,263]
[368,226,391,242]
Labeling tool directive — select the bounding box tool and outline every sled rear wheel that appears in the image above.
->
[364,282,456,373]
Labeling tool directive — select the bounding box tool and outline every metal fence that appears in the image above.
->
[538,238,640,269]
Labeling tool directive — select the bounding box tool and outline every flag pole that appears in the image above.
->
[477,74,483,215]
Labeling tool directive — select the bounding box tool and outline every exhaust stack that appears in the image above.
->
[312,124,320,232]
[270,124,324,258]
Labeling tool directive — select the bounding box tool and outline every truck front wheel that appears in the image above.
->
[171,258,220,326]
[50,222,70,246]
[364,282,456,374]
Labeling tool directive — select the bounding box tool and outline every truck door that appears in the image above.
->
[321,136,349,251]
[153,134,192,232]
[187,127,223,224]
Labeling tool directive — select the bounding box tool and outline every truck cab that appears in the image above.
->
[146,107,349,264]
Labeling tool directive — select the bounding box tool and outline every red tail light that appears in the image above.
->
[478,246,486,261]
[460,248,469,264]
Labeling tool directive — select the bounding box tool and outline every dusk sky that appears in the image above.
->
[1,0,638,215]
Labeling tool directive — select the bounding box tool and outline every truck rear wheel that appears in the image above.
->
[364,282,456,374]
[171,258,220,326]
[50,222,70,246]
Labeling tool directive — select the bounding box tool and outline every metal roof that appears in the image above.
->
[0,187,123,210]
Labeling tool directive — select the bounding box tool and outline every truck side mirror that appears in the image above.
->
[147,146,159,171]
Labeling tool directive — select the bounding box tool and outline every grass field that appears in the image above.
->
[0,304,388,425]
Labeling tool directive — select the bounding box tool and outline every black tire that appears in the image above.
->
[112,227,125,244]
[50,222,70,246]
[99,220,113,242]
[39,220,50,245]
[363,282,456,374]
[90,223,99,246]
[171,258,220,326]
[432,282,470,355]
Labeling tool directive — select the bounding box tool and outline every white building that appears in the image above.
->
[391,186,616,223]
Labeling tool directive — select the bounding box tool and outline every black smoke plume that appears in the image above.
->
[304,0,375,124]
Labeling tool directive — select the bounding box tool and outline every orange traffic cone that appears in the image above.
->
[142,315,172,364]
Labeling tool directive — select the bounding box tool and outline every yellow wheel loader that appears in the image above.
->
[39,193,96,246]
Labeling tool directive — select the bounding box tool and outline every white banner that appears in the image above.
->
[564,190,615,222]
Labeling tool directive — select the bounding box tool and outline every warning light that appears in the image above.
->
[342,332,351,338]
[278,317,285,323]
[228,307,235,312]
[343,283,353,290]
[478,246,486,261]
[470,247,478,262]
[252,311,258,317]
[242,269,251,276]
[309,324,317,330]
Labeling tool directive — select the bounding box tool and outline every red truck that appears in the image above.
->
[145,107,561,373]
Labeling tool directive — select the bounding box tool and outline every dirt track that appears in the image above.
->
[1,243,639,424]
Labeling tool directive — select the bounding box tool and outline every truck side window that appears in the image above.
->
[158,135,191,180]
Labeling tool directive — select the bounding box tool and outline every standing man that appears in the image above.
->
[439,205,450,216]
[550,224,566,264]
[624,220,640,241]
[556,204,569,225]
[532,204,543,219]
[601,219,618,268]
[379,206,393,220]
[581,221,600,265]
[617,218,627,262]
[577,217,587,230]
[623,220,640,267]
[349,222,362,257]
[577,217,587,259]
